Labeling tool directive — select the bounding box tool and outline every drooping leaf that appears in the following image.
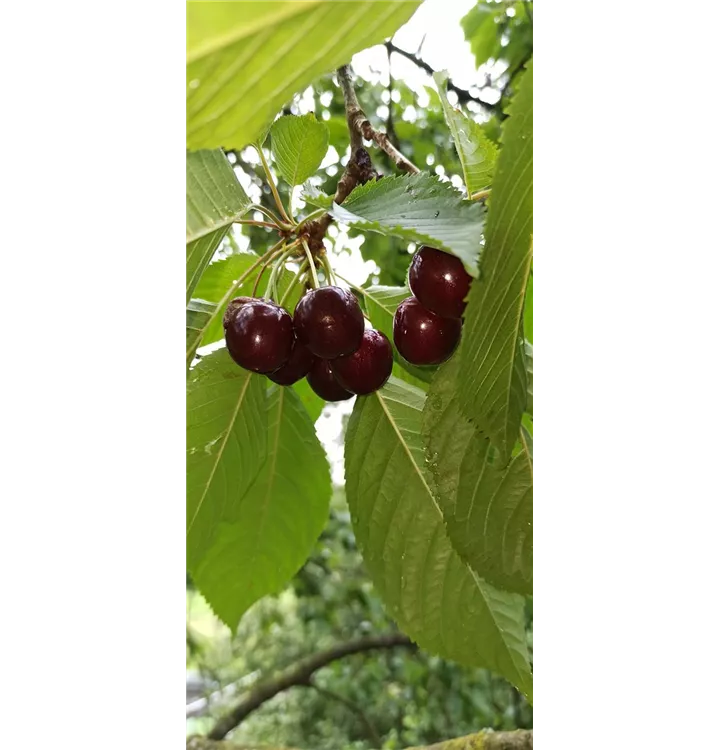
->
[434,71,498,194]
[301,182,334,210]
[192,386,331,629]
[345,377,533,698]
[361,284,435,386]
[187,349,267,569]
[186,149,250,303]
[292,378,325,423]
[270,113,329,187]
[187,1,420,150]
[423,355,532,596]
[187,299,217,368]
[458,60,533,461]
[329,174,486,278]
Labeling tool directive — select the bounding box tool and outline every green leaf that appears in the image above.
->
[187,228,228,306]
[345,377,532,698]
[270,114,329,187]
[192,385,331,629]
[194,251,256,301]
[361,285,435,386]
[525,341,532,417]
[186,149,250,303]
[187,349,268,570]
[524,270,533,343]
[292,379,325,423]
[329,174,486,278]
[187,299,217,368]
[301,182,334,210]
[461,3,501,69]
[423,355,532,596]
[458,60,533,460]
[434,71,498,194]
[187,1,420,150]
[186,150,250,244]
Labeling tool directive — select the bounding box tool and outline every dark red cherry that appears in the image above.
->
[223,296,255,330]
[225,298,293,373]
[408,246,472,319]
[306,359,353,402]
[267,339,316,386]
[331,330,393,395]
[393,296,462,366]
[294,286,364,359]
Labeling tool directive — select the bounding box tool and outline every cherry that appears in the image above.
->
[267,339,316,386]
[408,246,472,319]
[294,286,364,359]
[393,296,462,366]
[331,330,393,395]
[225,298,294,373]
[307,359,354,402]
[222,296,255,330]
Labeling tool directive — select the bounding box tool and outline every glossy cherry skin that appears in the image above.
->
[225,299,294,373]
[306,359,354,402]
[223,296,255,330]
[267,339,316,386]
[331,330,393,395]
[408,246,472,319]
[294,286,364,359]
[393,296,462,366]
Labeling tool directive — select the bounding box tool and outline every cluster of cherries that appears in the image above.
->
[223,246,471,401]
[224,285,393,401]
[394,246,471,365]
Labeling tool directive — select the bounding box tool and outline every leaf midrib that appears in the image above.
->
[187,371,254,536]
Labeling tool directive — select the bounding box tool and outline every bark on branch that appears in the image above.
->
[188,729,532,750]
[207,633,414,740]
[337,65,420,175]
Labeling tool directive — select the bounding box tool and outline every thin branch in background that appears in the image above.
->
[385,40,498,112]
[207,633,415,740]
[305,681,382,747]
[385,40,400,149]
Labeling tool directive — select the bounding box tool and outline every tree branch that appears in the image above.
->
[385,41,498,112]
[207,633,414,740]
[188,729,533,750]
[337,64,419,174]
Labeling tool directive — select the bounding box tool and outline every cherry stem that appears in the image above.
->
[279,258,308,308]
[234,219,284,230]
[254,143,293,225]
[266,241,301,302]
[248,204,284,226]
[252,241,284,297]
[333,271,369,296]
[296,207,327,231]
[188,239,287,361]
[320,252,337,286]
[301,239,320,289]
